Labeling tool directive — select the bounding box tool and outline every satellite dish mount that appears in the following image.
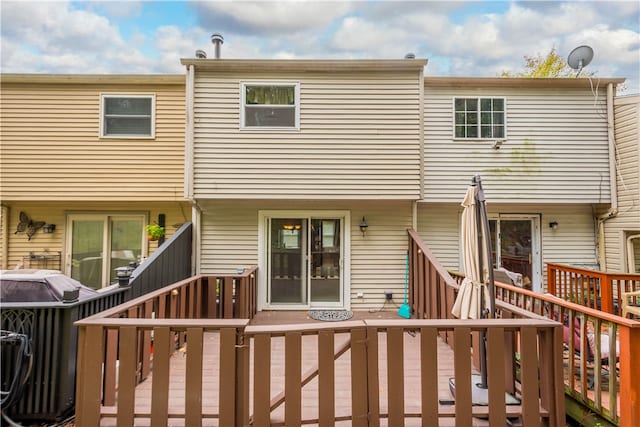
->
[567,45,594,77]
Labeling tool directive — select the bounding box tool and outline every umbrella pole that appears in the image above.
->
[474,174,496,389]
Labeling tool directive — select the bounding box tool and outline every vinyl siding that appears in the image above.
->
[0,82,186,201]
[417,203,597,291]
[603,96,640,272]
[199,200,412,309]
[192,71,422,199]
[1,201,191,274]
[424,86,611,203]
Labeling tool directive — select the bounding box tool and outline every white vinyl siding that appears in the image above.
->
[424,86,611,202]
[603,96,640,272]
[199,200,412,310]
[192,71,422,199]
[417,203,598,292]
[0,82,185,201]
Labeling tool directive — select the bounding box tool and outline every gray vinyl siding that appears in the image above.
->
[603,96,640,272]
[192,71,422,200]
[417,203,597,291]
[198,200,412,309]
[424,86,611,203]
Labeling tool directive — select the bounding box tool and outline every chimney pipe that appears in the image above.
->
[211,33,224,59]
[195,49,207,59]
[404,53,415,59]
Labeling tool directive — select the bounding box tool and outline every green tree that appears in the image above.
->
[501,47,589,78]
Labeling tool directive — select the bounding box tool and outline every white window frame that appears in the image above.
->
[100,93,156,138]
[452,97,507,140]
[240,81,300,131]
[485,214,542,292]
[257,210,351,311]
[64,212,148,289]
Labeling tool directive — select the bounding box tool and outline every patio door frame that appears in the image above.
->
[488,214,542,292]
[64,212,148,289]
[258,210,351,311]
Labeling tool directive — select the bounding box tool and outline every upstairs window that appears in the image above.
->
[101,94,155,138]
[454,97,505,139]
[241,83,299,129]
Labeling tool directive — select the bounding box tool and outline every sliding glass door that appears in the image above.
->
[265,213,345,308]
[66,214,145,289]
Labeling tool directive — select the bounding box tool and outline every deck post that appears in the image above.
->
[235,328,250,427]
[618,323,640,427]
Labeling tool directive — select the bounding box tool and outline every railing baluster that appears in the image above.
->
[150,327,171,426]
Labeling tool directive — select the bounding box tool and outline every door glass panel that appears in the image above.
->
[71,220,104,289]
[109,218,143,284]
[269,219,307,304]
[310,219,341,302]
[499,220,533,287]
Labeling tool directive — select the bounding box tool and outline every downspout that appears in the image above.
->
[185,64,202,275]
[596,83,619,270]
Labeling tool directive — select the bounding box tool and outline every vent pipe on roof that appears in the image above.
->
[195,49,207,59]
[211,33,224,59]
[405,53,416,59]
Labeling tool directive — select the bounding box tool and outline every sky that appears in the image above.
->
[1,1,639,94]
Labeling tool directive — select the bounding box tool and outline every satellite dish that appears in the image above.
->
[567,45,594,77]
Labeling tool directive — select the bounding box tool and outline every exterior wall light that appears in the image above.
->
[359,217,369,237]
[549,221,559,230]
[42,224,56,233]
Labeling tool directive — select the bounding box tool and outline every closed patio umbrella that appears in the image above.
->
[449,175,503,402]
[451,183,488,320]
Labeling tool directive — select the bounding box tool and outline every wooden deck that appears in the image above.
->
[100,311,497,426]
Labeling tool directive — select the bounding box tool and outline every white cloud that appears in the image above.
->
[193,1,354,35]
[1,0,637,93]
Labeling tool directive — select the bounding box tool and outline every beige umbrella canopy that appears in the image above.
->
[452,183,490,319]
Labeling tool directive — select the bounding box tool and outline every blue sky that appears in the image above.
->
[2,1,639,93]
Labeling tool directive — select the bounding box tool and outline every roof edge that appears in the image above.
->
[424,76,626,88]
[180,58,428,72]
[1,74,185,84]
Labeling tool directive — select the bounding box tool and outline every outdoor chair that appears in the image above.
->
[562,315,619,389]
[621,289,640,318]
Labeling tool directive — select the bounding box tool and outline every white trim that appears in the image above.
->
[64,213,148,288]
[100,93,156,139]
[258,210,351,311]
[451,96,507,140]
[487,214,542,292]
[239,81,300,131]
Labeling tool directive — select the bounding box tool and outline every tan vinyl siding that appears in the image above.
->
[199,200,412,309]
[192,71,422,199]
[424,86,611,203]
[417,203,598,291]
[0,81,186,201]
[2,201,191,273]
[603,96,640,272]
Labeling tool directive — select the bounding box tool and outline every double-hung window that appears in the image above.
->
[454,97,505,139]
[101,94,155,138]
[241,82,300,129]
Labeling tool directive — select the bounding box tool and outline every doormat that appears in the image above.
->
[308,310,353,322]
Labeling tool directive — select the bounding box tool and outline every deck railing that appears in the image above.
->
[126,221,193,300]
[75,315,563,426]
[450,270,640,427]
[547,262,640,316]
[75,269,257,412]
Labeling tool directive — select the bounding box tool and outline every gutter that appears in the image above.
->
[596,83,619,270]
